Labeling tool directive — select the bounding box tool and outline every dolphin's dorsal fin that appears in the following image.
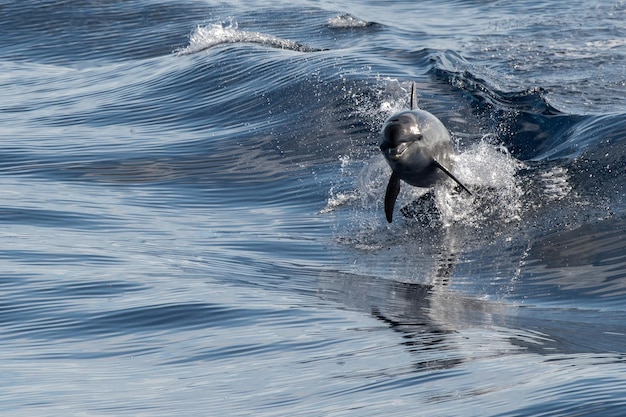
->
[410,82,417,110]
[432,160,472,196]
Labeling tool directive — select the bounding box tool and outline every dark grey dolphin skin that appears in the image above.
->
[380,83,471,223]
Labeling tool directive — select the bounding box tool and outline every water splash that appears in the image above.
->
[323,80,566,258]
[325,134,526,250]
[345,78,416,133]
[539,166,572,201]
[320,155,359,214]
[176,18,323,55]
[436,136,525,228]
[327,14,374,29]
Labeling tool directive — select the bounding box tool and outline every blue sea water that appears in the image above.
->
[1,0,626,415]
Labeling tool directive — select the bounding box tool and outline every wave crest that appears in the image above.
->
[176,18,324,55]
[327,14,374,29]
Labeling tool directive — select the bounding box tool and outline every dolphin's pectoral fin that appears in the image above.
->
[432,160,473,196]
[384,173,401,223]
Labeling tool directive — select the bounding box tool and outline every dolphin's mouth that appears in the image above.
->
[384,142,409,160]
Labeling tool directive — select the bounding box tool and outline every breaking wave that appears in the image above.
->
[176,18,325,54]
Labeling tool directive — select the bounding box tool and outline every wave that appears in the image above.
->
[427,50,626,165]
[428,50,626,212]
[176,18,325,55]
[327,14,377,29]
[429,50,565,116]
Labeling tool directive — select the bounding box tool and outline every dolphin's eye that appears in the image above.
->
[415,134,423,141]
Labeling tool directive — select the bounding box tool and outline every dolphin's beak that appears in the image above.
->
[381,142,409,160]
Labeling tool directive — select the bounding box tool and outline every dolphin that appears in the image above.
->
[380,83,471,223]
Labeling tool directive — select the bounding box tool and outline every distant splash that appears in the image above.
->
[327,14,375,29]
[176,18,324,54]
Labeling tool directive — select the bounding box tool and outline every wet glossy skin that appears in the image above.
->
[380,108,470,223]
[380,109,454,188]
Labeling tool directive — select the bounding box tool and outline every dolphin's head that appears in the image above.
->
[380,110,437,173]
[378,89,472,223]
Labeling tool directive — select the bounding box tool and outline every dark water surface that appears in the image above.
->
[2,1,626,415]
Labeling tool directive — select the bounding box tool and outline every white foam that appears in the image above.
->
[327,14,370,29]
[539,166,572,201]
[319,190,359,214]
[177,18,316,55]
[437,137,525,227]
[455,137,523,190]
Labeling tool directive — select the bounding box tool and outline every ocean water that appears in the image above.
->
[2,0,626,415]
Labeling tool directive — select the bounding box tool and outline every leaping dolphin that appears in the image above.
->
[380,83,471,223]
